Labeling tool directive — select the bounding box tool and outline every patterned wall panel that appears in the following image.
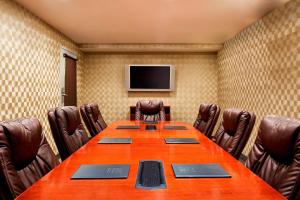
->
[217,0,300,155]
[83,53,218,124]
[0,0,84,153]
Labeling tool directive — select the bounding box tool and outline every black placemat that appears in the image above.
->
[116,125,140,129]
[98,138,132,144]
[71,164,130,179]
[172,164,231,178]
[163,125,187,130]
[165,138,199,144]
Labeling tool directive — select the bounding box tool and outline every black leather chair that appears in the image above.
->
[0,118,59,199]
[48,106,89,161]
[245,116,300,200]
[193,103,220,138]
[211,108,256,159]
[80,103,107,137]
[135,100,165,121]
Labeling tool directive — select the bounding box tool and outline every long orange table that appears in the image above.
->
[17,121,284,200]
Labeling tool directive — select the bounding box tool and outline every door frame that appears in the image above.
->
[59,47,77,106]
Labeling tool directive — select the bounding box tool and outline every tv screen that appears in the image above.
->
[125,65,175,91]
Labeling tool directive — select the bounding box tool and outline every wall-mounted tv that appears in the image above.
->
[125,65,175,91]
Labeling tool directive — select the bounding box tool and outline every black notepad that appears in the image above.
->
[71,164,130,179]
[116,125,140,129]
[98,138,132,144]
[172,164,231,178]
[164,126,187,130]
[165,138,199,144]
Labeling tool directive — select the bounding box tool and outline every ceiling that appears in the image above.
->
[16,0,287,44]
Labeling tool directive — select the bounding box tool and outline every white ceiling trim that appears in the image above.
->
[79,43,223,53]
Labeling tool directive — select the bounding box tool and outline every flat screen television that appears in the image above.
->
[125,65,175,91]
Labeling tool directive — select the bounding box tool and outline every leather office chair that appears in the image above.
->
[48,106,89,161]
[0,118,59,199]
[193,103,220,138]
[245,116,300,200]
[135,100,166,121]
[80,103,107,137]
[211,108,256,159]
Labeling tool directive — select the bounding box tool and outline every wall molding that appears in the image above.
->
[79,43,223,53]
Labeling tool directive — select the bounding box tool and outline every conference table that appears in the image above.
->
[17,120,284,200]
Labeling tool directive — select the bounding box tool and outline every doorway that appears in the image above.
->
[60,48,77,106]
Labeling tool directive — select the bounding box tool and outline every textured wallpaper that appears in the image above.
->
[217,0,300,155]
[0,0,84,153]
[83,53,218,124]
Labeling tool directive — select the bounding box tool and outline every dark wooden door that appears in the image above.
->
[64,55,77,106]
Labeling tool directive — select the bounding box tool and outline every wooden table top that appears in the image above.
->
[17,120,284,200]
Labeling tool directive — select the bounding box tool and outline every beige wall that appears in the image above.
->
[217,0,300,155]
[83,53,218,123]
[0,0,84,153]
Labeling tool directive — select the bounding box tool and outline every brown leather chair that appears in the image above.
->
[48,106,89,161]
[193,103,220,138]
[80,103,107,137]
[211,108,256,159]
[0,118,59,199]
[245,116,300,200]
[135,100,165,121]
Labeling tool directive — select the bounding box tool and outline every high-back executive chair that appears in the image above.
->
[211,108,256,159]
[80,103,107,137]
[0,118,59,199]
[245,116,300,200]
[48,106,89,161]
[135,100,165,122]
[193,103,220,138]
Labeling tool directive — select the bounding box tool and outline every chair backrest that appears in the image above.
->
[212,108,256,159]
[80,104,94,136]
[135,100,165,121]
[245,116,300,200]
[193,103,220,138]
[80,103,107,137]
[48,106,89,161]
[48,108,69,161]
[0,118,59,199]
